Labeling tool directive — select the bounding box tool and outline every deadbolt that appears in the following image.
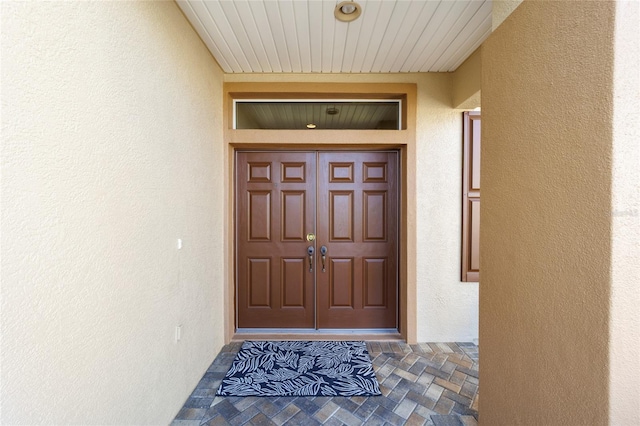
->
[306,233,316,242]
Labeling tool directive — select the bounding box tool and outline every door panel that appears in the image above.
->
[329,258,354,307]
[237,152,316,328]
[248,191,271,240]
[364,191,387,240]
[364,259,386,307]
[316,152,398,329]
[236,151,398,329]
[329,191,354,241]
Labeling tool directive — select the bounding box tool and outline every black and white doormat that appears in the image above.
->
[216,341,382,397]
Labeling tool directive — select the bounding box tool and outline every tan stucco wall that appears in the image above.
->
[480,1,618,424]
[610,2,640,424]
[225,73,479,342]
[452,47,481,109]
[1,2,225,424]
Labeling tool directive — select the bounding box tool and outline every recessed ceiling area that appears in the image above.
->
[235,100,400,129]
[176,0,492,73]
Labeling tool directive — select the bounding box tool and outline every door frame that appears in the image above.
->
[222,82,418,343]
[235,150,400,331]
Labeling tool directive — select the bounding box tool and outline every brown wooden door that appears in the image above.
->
[236,151,398,329]
[236,152,316,328]
[316,152,398,328]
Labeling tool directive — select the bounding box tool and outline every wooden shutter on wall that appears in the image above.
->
[462,111,481,282]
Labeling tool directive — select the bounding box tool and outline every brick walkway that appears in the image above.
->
[171,341,479,426]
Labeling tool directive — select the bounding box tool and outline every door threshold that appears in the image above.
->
[232,328,403,342]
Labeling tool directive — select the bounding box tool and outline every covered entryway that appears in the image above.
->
[236,150,399,330]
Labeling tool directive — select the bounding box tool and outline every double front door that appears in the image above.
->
[236,151,399,329]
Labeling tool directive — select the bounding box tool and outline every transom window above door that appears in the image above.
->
[234,99,402,130]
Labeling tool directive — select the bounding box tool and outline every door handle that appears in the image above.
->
[320,246,327,272]
[307,246,315,272]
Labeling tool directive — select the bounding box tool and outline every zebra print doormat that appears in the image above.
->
[216,341,381,397]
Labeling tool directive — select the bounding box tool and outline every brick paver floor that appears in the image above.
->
[171,341,479,426]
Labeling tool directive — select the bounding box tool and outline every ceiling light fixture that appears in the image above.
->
[334,1,361,22]
[341,4,356,14]
[326,107,339,115]
[306,123,317,129]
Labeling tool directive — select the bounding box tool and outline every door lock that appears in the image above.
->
[306,233,316,242]
[320,246,327,272]
[307,246,315,272]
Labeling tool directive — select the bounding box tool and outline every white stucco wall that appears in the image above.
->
[416,75,479,342]
[1,2,224,424]
[610,1,640,423]
[225,73,479,343]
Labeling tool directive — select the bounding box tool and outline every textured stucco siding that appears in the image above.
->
[1,2,224,424]
[491,0,524,30]
[414,74,479,342]
[451,47,481,110]
[480,1,618,424]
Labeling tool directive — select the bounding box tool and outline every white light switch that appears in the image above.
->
[177,239,183,250]
[175,325,182,342]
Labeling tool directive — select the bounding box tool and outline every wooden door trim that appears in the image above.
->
[232,330,403,342]
[229,144,407,341]
[234,149,401,332]
[224,82,416,146]
[228,144,413,342]
[223,82,417,343]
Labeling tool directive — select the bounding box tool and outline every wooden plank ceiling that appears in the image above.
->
[236,101,400,129]
[177,0,492,73]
